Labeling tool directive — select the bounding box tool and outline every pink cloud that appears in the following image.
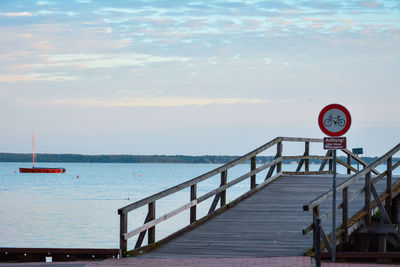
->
[20,33,33,39]
[33,41,53,51]
[330,25,351,33]
[13,64,35,71]
[243,19,263,29]
[308,24,324,29]
[304,17,321,22]
[360,1,382,9]
[0,73,78,83]
[0,12,32,17]
[0,75,40,83]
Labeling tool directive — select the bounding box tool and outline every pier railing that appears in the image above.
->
[303,142,400,255]
[117,136,368,257]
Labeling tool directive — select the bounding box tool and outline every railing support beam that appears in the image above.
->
[190,184,197,224]
[313,205,320,253]
[148,202,155,244]
[277,142,282,173]
[208,170,228,214]
[347,153,351,174]
[305,141,310,172]
[342,187,349,246]
[387,157,393,219]
[135,210,156,248]
[296,142,310,172]
[319,150,331,172]
[221,170,227,207]
[365,171,371,224]
[251,156,256,189]
[315,218,321,267]
[119,213,127,257]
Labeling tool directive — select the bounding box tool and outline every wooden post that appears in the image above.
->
[387,157,393,218]
[319,150,331,172]
[378,235,387,252]
[313,205,320,253]
[305,142,310,172]
[221,170,227,207]
[148,202,155,244]
[329,155,333,172]
[365,171,371,224]
[277,141,282,173]
[190,184,197,224]
[395,196,400,224]
[316,218,321,267]
[342,187,349,246]
[251,156,256,189]
[347,154,351,174]
[119,213,127,257]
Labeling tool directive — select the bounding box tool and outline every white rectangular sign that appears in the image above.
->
[323,137,346,150]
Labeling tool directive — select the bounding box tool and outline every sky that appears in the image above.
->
[0,0,399,157]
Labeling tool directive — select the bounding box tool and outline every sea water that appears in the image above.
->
[0,162,396,249]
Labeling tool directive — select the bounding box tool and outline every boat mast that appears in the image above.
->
[32,131,35,168]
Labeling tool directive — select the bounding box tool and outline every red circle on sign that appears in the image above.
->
[318,104,351,137]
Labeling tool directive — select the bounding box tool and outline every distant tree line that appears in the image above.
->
[0,153,388,165]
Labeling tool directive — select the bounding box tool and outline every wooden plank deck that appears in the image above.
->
[138,174,400,258]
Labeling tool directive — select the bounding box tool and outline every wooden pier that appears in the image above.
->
[139,174,351,258]
[118,137,400,259]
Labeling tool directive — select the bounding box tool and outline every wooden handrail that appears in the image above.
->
[336,158,358,174]
[124,170,285,241]
[119,137,324,215]
[124,200,198,240]
[341,148,380,175]
[283,155,331,160]
[197,158,282,203]
[118,137,282,215]
[281,137,322,142]
[303,159,400,235]
[304,142,400,211]
[303,142,400,256]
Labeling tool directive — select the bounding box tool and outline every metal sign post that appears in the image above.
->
[332,149,336,262]
[318,104,351,263]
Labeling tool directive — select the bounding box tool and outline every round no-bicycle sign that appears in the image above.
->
[318,104,351,137]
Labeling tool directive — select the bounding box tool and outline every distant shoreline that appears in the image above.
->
[0,152,386,165]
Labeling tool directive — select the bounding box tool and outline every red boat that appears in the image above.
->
[19,132,66,174]
[19,167,66,173]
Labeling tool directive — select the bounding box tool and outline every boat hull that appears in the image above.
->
[19,167,66,173]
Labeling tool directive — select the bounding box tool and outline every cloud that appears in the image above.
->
[97,7,143,15]
[36,1,53,6]
[42,53,191,69]
[33,41,53,50]
[360,1,383,9]
[110,39,132,48]
[12,96,272,107]
[0,12,33,17]
[36,10,76,16]
[0,73,78,82]
[264,58,272,64]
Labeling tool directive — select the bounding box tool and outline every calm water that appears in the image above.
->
[0,161,396,249]
[0,162,227,248]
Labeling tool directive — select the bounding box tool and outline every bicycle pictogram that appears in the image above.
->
[323,115,345,127]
